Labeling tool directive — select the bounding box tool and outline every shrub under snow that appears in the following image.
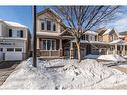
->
[1,58,127,89]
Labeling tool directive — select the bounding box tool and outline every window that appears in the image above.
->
[53,23,56,31]
[10,29,23,38]
[42,39,56,50]
[15,48,22,52]
[17,30,23,37]
[47,40,51,50]
[7,48,14,52]
[47,21,51,30]
[41,21,45,30]
[20,30,23,38]
[81,35,85,40]
[0,48,2,51]
[86,35,89,41]
[9,29,12,37]
[42,40,46,50]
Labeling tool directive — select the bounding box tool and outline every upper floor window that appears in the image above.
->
[47,21,51,31]
[40,20,56,32]
[9,29,23,38]
[41,21,45,30]
[86,35,89,41]
[81,35,86,40]
[53,23,56,31]
[9,29,12,37]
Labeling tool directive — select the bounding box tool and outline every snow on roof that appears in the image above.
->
[72,39,108,44]
[89,41,109,44]
[4,21,28,28]
[0,19,28,28]
[119,35,125,38]
[110,39,126,45]
[103,29,111,35]
[85,31,98,35]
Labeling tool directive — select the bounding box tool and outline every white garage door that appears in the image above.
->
[5,48,23,61]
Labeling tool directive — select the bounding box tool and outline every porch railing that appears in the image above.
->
[39,50,60,57]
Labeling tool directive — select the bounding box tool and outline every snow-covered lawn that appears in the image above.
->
[1,58,127,89]
[86,54,126,62]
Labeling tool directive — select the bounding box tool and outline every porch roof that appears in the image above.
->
[71,40,109,45]
[109,39,126,45]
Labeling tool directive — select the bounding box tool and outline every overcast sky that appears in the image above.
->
[0,6,127,33]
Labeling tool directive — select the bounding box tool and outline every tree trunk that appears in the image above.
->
[76,42,81,63]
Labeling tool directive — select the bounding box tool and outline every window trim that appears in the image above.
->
[40,19,56,32]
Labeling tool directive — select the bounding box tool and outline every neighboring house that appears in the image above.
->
[0,19,30,61]
[97,28,126,56]
[36,8,127,59]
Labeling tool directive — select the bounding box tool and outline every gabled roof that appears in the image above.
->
[37,8,62,20]
[103,28,119,37]
[37,8,67,29]
[96,27,107,36]
[110,39,126,45]
[0,19,28,28]
[103,29,111,35]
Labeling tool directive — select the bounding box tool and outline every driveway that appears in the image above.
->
[0,61,20,86]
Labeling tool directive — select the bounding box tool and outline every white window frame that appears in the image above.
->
[12,29,22,38]
[40,20,45,31]
[40,19,56,32]
[42,39,56,50]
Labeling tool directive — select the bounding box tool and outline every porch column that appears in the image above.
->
[36,37,40,56]
[106,46,109,55]
[122,44,125,56]
[114,44,117,55]
[37,37,40,49]
[70,41,74,59]
[59,39,63,57]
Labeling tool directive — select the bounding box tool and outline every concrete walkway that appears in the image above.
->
[0,61,19,86]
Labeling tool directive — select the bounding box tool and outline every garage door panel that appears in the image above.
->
[5,52,22,61]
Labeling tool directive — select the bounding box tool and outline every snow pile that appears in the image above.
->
[85,54,100,59]
[85,54,126,62]
[1,59,127,89]
[98,55,126,62]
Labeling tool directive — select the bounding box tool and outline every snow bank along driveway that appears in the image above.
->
[86,54,126,62]
[1,59,127,89]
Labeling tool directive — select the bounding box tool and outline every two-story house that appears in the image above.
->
[97,28,127,56]
[0,19,30,61]
[36,8,73,59]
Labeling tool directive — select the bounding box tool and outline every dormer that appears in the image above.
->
[37,8,64,34]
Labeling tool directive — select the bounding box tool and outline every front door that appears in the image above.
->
[86,44,91,55]
[64,47,70,58]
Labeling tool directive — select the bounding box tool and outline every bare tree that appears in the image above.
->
[54,6,119,63]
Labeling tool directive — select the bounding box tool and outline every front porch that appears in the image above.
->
[107,40,127,56]
[36,37,72,59]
